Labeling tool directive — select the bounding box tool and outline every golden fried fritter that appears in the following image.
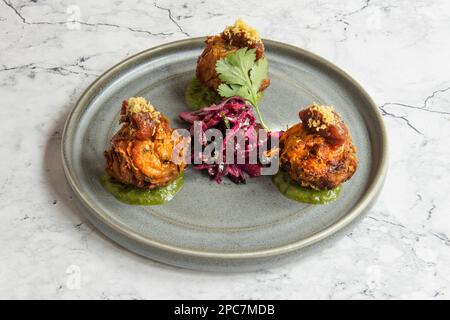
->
[280,104,358,190]
[196,18,270,92]
[104,97,185,189]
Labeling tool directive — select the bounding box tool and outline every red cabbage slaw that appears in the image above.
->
[179,96,281,183]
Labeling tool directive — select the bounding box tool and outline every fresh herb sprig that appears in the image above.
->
[215,47,269,130]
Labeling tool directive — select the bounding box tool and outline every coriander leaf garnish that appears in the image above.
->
[216,47,269,129]
[220,112,231,129]
[250,56,268,95]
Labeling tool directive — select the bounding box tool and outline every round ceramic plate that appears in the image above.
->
[62,38,388,271]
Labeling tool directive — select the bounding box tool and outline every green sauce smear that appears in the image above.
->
[100,173,184,205]
[185,77,220,110]
[273,170,341,204]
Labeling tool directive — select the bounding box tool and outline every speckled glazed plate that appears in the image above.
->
[62,38,388,271]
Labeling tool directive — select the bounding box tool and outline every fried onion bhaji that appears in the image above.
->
[196,18,270,92]
[104,97,185,189]
[280,104,358,190]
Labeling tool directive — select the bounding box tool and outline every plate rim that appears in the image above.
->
[61,37,389,260]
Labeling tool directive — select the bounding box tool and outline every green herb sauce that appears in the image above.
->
[185,77,220,110]
[100,173,184,205]
[273,170,341,204]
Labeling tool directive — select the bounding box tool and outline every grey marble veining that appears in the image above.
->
[0,0,449,299]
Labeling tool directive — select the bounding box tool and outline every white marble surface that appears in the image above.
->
[1,0,449,299]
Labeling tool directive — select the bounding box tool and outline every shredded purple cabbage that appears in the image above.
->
[179,96,281,184]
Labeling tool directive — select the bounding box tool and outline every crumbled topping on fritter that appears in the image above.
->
[306,104,335,131]
[223,18,261,44]
[126,97,160,121]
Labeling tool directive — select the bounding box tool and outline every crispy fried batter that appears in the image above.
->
[280,104,358,190]
[104,98,185,189]
[196,19,270,92]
